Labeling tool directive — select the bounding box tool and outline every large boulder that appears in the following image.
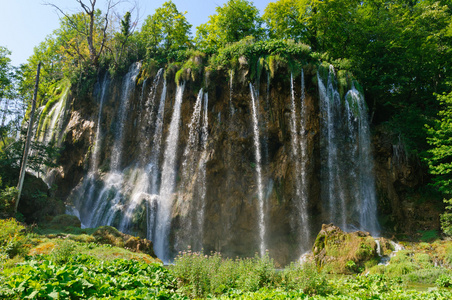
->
[313,224,378,274]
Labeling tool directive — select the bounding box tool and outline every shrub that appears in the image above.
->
[172,249,278,298]
[436,274,452,287]
[0,186,18,217]
[281,261,331,295]
[51,239,76,264]
[0,218,30,259]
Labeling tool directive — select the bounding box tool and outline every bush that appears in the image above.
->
[0,218,30,259]
[436,274,452,287]
[172,249,278,298]
[0,186,18,217]
[51,239,76,264]
[281,261,331,295]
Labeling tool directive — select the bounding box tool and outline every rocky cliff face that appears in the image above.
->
[40,61,436,266]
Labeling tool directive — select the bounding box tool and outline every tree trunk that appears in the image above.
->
[15,62,41,214]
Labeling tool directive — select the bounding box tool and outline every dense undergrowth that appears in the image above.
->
[2,218,452,299]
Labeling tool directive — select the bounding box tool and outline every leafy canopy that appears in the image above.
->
[195,0,265,52]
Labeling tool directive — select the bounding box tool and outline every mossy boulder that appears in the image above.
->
[47,214,81,229]
[313,224,378,274]
[93,226,156,258]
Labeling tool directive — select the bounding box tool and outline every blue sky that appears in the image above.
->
[0,0,272,67]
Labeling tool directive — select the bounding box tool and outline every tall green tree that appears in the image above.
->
[426,90,452,234]
[140,1,192,56]
[195,0,265,52]
[0,47,14,98]
[263,0,305,42]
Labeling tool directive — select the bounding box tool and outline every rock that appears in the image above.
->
[93,226,157,258]
[313,224,378,274]
[47,214,81,229]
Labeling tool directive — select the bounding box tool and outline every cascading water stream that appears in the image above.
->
[288,73,310,253]
[319,65,379,234]
[110,62,141,171]
[90,75,109,175]
[87,63,141,228]
[178,89,209,251]
[345,85,379,235]
[138,69,164,165]
[83,75,109,216]
[119,71,165,233]
[249,83,266,256]
[319,66,347,231]
[197,93,209,245]
[147,80,167,241]
[181,89,203,186]
[154,83,185,262]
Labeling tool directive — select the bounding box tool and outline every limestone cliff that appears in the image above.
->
[38,61,435,266]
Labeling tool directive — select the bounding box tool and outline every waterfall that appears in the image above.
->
[138,69,164,165]
[197,92,209,249]
[299,70,309,237]
[178,88,204,251]
[154,83,185,262]
[345,85,379,235]
[84,74,109,218]
[118,71,165,233]
[84,63,141,228]
[249,83,266,256]
[181,89,203,185]
[229,70,234,116]
[110,62,141,171]
[90,75,109,175]
[147,80,167,241]
[319,65,379,235]
[288,72,310,253]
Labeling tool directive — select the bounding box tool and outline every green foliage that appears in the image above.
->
[139,0,192,66]
[195,0,265,52]
[0,46,15,100]
[172,249,278,298]
[0,218,30,260]
[281,261,331,295]
[0,255,182,299]
[0,139,61,176]
[51,239,76,264]
[436,274,452,287]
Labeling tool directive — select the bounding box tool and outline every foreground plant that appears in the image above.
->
[0,255,184,299]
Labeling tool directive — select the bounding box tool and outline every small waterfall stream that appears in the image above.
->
[319,65,379,234]
[118,71,165,233]
[147,80,167,241]
[155,83,186,262]
[249,83,266,256]
[197,93,209,247]
[110,62,141,171]
[85,63,141,228]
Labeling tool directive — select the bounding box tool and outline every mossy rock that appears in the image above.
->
[93,226,125,248]
[93,226,156,258]
[313,224,378,274]
[47,214,81,229]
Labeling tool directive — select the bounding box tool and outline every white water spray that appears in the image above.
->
[249,83,266,256]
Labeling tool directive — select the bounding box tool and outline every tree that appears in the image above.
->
[426,90,452,234]
[46,0,122,67]
[0,47,14,100]
[263,0,305,42]
[0,47,16,128]
[140,1,191,56]
[194,0,265,52]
